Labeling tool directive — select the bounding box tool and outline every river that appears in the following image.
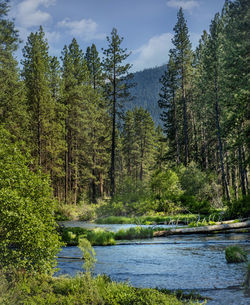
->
[56,222,250,305]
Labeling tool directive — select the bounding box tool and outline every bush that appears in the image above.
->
[179,194,211,215]
[60,227,88,245]
[225,195,250,219]
[177,162,222,209]
[225,246,248,263]
[0,127,62,273]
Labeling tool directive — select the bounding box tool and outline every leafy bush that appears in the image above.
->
[176,162,222,209]
[179,194,211,215]
[0,127,62,273]
[79,237,97,274]
[150,169,183,213]
[225,246,248,263]
[60,227,88,245]
[225,195,250,219]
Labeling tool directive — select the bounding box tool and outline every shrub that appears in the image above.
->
[0,128,62,273]
[179,194,211,215]
[225,195,250,219]
[79,237,97,274]
[60,227,88,245]
[177,162,222,209]
[150,169,183,213]
[225,246,248,263]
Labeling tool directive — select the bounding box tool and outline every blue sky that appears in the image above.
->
[10,0,225,72]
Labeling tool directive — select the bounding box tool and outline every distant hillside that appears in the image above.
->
[126,65,166,126]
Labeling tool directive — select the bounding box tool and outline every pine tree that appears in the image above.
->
[22,26,54,169]
[0,0,27,138]
[61,38,89,203]
[85,44,104,90]
[171,8,193,166]
[158,50,181,164]
[122,107,156,183]
[102,28,134,196]
[206,13,230,201]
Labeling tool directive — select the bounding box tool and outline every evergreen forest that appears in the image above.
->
[0,0,249,218]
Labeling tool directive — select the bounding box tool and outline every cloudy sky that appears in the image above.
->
[10,0,225,72]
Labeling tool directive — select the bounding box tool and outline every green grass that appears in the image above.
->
[60,227,116,246]
[225,246,248,263]
[86,228,116,246]
[0,271,202,305]
[115,227,154,240]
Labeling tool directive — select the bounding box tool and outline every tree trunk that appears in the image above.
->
[110,78,116,197]
[238,145,246,197]
[214,68,230,202]
[173,92,180,164]
[154,221,250,237]
[182,64,189,166]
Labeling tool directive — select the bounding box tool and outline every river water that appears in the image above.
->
[56,222,250,305]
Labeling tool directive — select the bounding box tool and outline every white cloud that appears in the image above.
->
[167,0,199,11]
[14,0,56,28]
[57,18,105,41]
[131,33,173,72]
[45,31,61,45]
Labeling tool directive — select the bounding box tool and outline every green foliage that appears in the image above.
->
[59,227,88,246]
[0,127,62,273]
[150,169,183,213]
[0,271,196,305]
[114,177,150,206]
[225,246,248,263]
[86,229,116,246]
[115,227,153,240]
[79,237,97,274]
[225,195,250,219]
[179,195,211,215]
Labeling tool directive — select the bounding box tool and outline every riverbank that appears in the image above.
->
[59,220,250,246]
[57,231,250,305]
[0,271,202,305]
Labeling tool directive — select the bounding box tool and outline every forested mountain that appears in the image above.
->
[126,65,166,126]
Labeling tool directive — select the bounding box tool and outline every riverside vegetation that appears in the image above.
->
[0,0,249,304]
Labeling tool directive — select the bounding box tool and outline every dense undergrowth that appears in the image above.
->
[0,271,201,305]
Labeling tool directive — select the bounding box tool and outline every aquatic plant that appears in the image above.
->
[225,246,248,263]
[79,237,96,274]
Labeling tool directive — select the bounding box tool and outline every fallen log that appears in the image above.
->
[153,221,250,237]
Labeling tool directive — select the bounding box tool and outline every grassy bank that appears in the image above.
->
[60,226,158,246]
[0,271,202,305]
[95,214,202,225]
